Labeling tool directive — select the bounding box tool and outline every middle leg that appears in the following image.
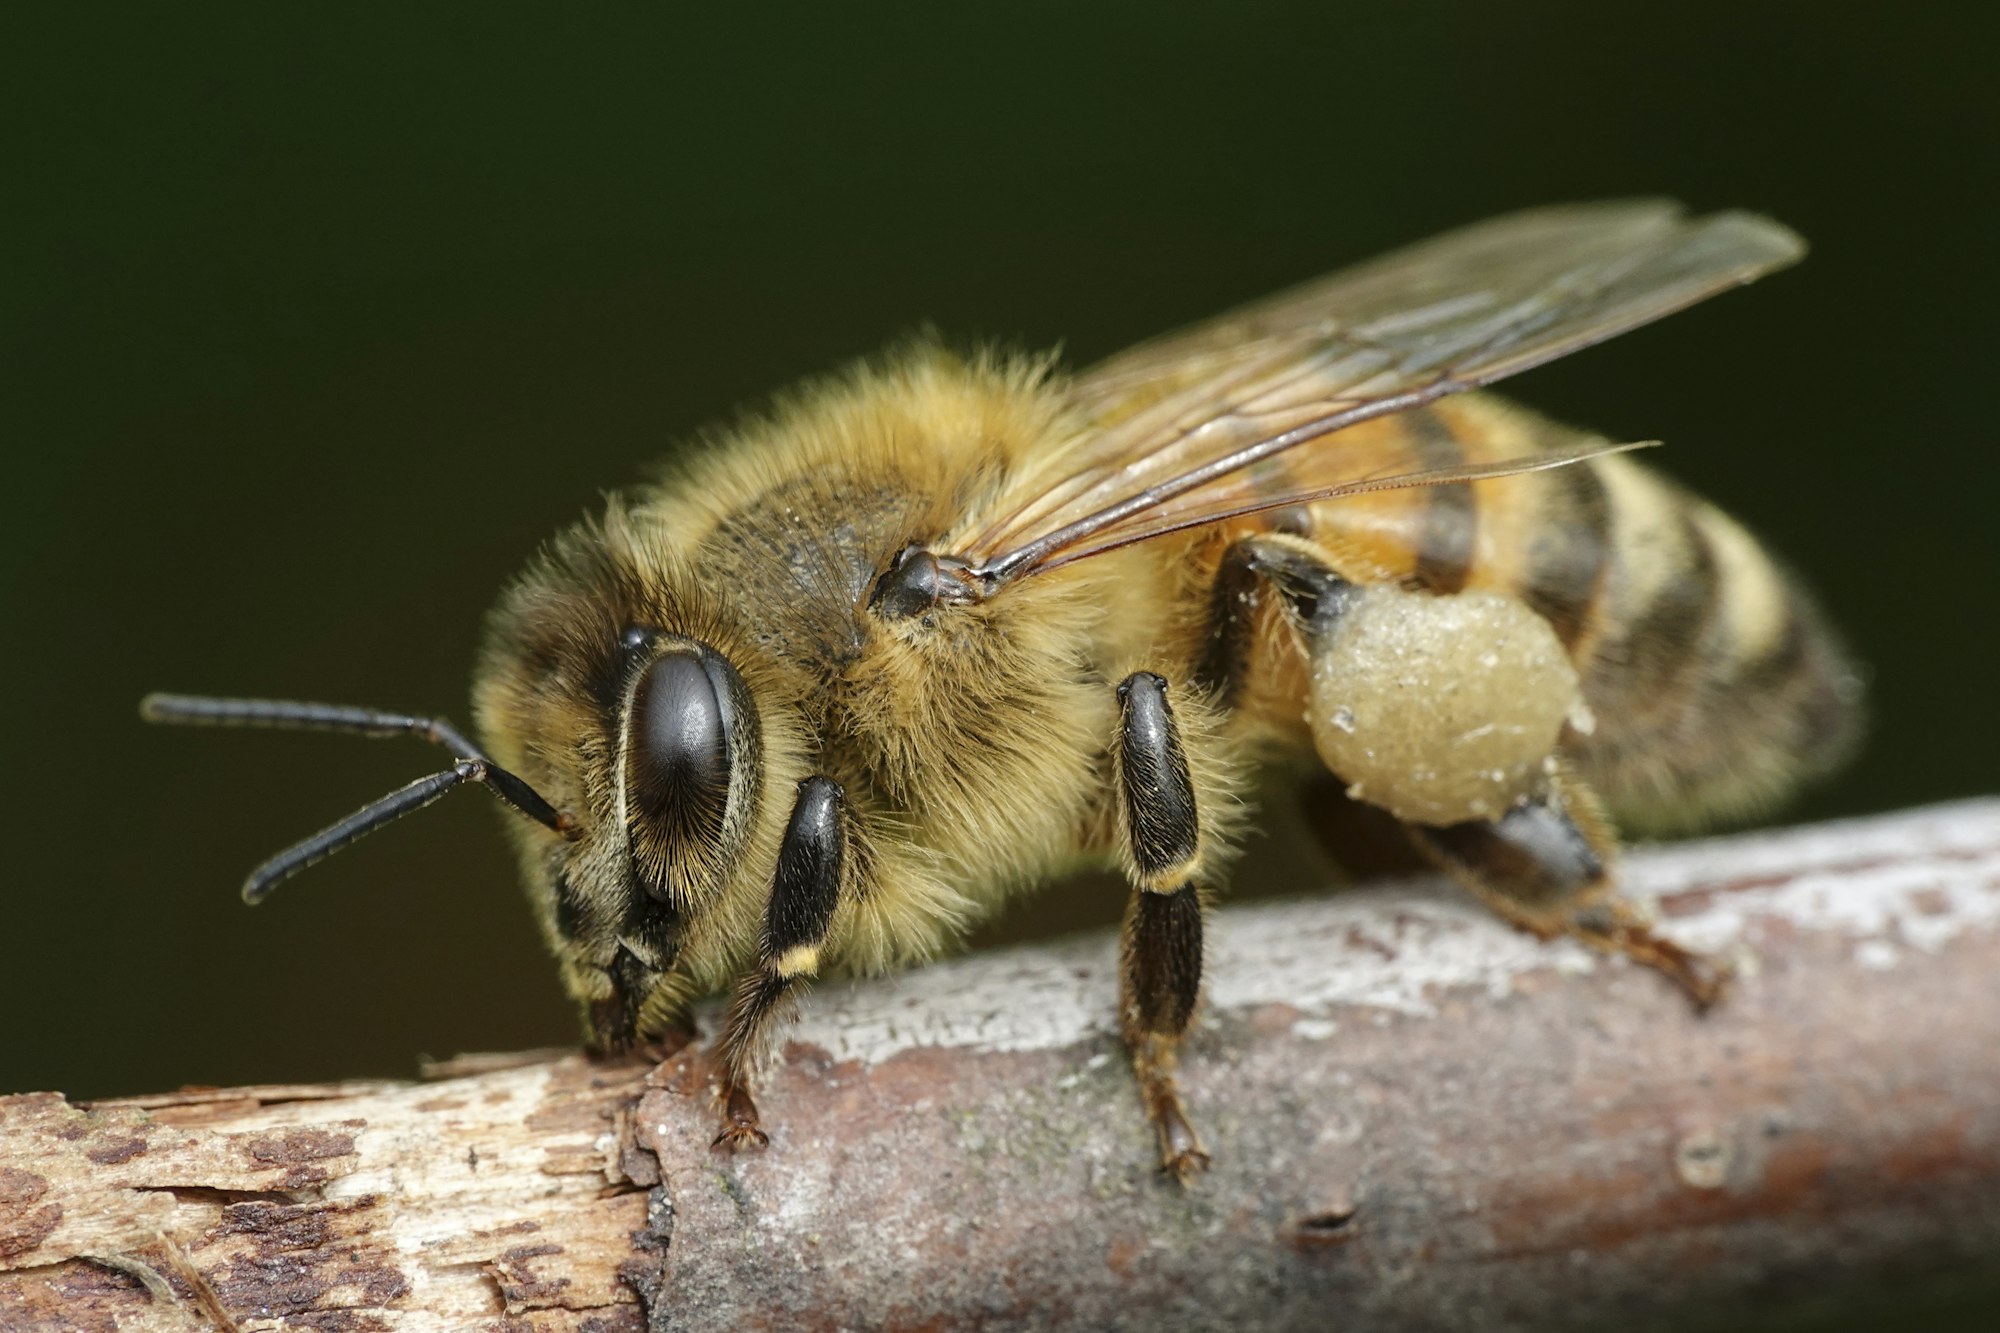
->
[1114,670,1211,1183]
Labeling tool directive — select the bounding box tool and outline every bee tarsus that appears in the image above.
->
[1410,778,1735,1010]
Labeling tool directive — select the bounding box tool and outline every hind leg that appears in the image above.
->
[1213,531,1728,1008]
[1405,767,1730,1008]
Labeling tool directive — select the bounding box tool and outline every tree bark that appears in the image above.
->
[4,800,1999,1331]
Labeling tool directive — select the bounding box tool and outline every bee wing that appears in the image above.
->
[965,200,1802,582]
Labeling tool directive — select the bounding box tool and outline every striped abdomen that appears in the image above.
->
[1267,392,1863,831]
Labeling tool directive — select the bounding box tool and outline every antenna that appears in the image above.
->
[140,693,579,903]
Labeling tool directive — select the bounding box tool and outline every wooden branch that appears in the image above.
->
[5,801,2000,1330]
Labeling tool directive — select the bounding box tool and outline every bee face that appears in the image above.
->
[471,515,784,1050]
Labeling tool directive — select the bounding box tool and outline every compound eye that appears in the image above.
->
[627,650,731,831]
[622,640,759,906]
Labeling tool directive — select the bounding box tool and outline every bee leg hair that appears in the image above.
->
[711,775,847,1151]
[1405,768,1732,1010]
[1114,671,1212,1184]
[1192,532,1359,706]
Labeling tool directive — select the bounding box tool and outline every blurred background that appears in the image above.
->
[5,0,1992,1120]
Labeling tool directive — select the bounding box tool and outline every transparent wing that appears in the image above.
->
[962,200,1803,584]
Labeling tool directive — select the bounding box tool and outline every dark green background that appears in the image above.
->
[5,2,1993,1113]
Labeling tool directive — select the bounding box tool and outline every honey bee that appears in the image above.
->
[144,200,1860,1180]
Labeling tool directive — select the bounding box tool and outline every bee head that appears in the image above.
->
[142,503,780,1057]
[459,508,794,1051]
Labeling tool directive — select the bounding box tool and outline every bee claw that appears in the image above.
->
[711,1079,768,1152]
[1154,1099,1210,1185]
[1579,900,1736,1013]
[1670,946,1736,1014]
[711,1123,771,1152]
[1161,1146,1212,1186]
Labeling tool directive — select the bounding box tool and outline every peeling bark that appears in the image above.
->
[4,800,1999,1330]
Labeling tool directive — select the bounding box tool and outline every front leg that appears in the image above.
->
[710,775,846,1151]
[1114,671,1211,1184]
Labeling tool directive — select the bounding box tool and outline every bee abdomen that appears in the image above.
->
[1565,459,1863,831]
[1272,395,1861,831]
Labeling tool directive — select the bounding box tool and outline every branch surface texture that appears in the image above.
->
[4,800,1999,1330]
